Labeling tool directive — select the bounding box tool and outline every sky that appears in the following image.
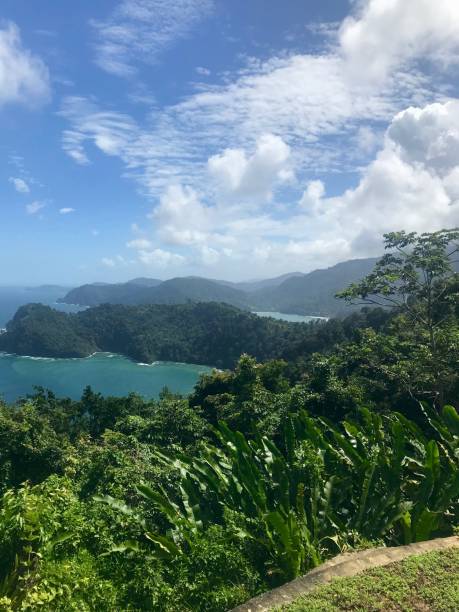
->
[1,0,459,285]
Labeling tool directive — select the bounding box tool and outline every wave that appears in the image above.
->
[0,353,56,362]
[0,351,212,371]
[137,361,161,367]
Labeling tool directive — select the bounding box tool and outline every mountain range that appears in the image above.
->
[59,257,380,317]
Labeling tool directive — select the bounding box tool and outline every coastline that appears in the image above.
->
[0,350,214,370]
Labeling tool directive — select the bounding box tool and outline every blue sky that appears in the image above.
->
[1,0,459,285]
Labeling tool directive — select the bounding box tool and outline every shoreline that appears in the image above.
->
[0,350,214,370]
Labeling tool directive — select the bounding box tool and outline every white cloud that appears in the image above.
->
[58,3,459,279]
[60,96,139,165]
[306,100,459,256]
[195,66,211,76]
[26,201,45,215]
[59,50,432,196]
[135,102,459,274]
[152,184,212,245]
[355,125,381,155]
[199,245,220,266]
[101,257,116,267]
[61,0,457,195]
[59,207,75,214]
[9,176,30,193]
[299,180,325,212]
[340,0,459,82]
[138,248,185,267]
[92,0,214,76]
[0,22,50,107]
[387,101,459,174]
[208,133,291,201]
[126,238,153,249]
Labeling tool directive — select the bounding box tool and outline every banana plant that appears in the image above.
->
[310,409,412,541]
[97,404,459,583]
[98,418,335,582]
[399,404,459,543]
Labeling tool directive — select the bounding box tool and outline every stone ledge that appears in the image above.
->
[231,536,459,612]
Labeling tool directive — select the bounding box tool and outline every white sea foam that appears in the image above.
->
[137,361,160,367]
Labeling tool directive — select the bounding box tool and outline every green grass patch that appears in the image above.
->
[281,547,459,612]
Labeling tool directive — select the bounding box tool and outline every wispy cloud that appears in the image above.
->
[91,0,214,76]
[59,207,75,214]
[59,49,435,198]
[9,177,30,193]
[26,201,45,215]
[101,257,116,267]
[0,22,50,107]
[60,0,459,276]
[60,96,139,165]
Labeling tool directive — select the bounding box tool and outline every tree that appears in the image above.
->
[337,229,459,349]
[337,229,459,406]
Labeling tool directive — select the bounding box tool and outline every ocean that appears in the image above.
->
[0,286,81,328]
[0,286,210,401]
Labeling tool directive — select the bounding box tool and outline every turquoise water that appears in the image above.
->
[0,352,211,403]
[254,311,328,323]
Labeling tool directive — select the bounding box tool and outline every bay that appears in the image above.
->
[254,311,328,323]
[0,352,211,403]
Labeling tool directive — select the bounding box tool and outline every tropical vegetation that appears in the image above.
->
[0,229,457,610]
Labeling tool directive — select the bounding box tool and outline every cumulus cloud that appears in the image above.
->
[92,0,214,76]
[26,201,45,215]
[387,101,459,174]
[0,22,50,107]
[307,100,459,255]
[340,0,459,82]
[299,180,325,213]
[59,207,75,214]
[9,177,30,193]
[135,101,458,275]
[208,133,292,201]
[152,184,212,246]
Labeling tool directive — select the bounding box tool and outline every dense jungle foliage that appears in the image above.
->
[0,229,458,611]
[0,300,385,367]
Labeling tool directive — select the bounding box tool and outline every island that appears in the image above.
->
[0,301,326,369]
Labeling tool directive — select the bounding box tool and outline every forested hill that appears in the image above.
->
[0,302,327,368]
[250,257,379,315]
[59,257,380,315]
[60,276,250,310]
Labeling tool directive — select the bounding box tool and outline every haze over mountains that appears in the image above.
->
[59,257,379,316]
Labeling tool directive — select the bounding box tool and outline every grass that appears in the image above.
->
[280,547,459,612]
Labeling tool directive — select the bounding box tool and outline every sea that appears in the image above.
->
[0,285,82,328]
[0,286,210,402]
